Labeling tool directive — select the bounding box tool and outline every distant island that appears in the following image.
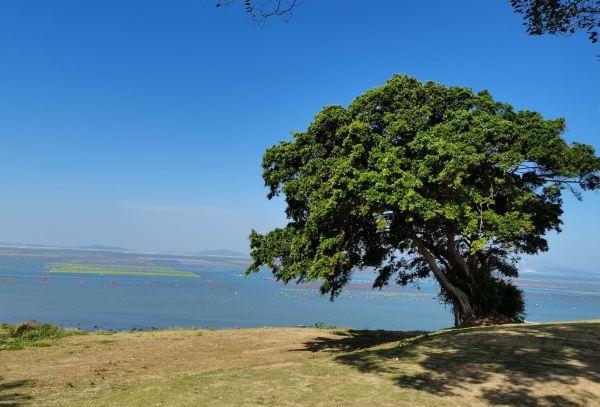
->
[77,245,127,251]
[194,249,249,258]
[0,242,249,258]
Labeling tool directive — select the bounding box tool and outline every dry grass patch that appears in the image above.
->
[1,321,599,406]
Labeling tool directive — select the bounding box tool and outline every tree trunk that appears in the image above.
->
[414,239,476,325]
[413,237,523,327]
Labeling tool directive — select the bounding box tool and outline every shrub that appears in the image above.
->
[0,321,83,351]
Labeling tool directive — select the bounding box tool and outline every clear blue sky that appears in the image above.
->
[0,1,598,268]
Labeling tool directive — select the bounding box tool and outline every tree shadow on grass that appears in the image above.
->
[300,322,600,406]
[0,377,31,406]
[300,329,425,353]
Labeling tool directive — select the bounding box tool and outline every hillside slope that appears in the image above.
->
[1,321,599,406]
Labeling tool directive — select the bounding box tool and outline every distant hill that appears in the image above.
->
[0,242,249,258]
[195,249,248,258]
[78,245,127,251]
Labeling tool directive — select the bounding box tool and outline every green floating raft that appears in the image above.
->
[48,263,197,277]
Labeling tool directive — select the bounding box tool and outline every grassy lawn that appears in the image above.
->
[1,321,599,406]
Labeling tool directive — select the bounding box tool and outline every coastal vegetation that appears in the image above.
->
[0,320,598,406]
[48,263,197,278]
[0,321,83,351]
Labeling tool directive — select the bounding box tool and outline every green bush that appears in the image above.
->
[0,321,84,351]
[314,321,337,329]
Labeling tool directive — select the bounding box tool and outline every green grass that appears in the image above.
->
[0,321,84,351]
[2,321,599,406]
[49,262,197,277]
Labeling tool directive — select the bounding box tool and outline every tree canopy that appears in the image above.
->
[511,0,599,44]
[248,75,600,326]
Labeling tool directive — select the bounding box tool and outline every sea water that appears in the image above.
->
[0,252,598,331]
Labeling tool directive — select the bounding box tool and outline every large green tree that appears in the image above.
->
[248,75,600,326]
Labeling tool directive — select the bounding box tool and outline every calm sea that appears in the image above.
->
[1,249,599,331]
